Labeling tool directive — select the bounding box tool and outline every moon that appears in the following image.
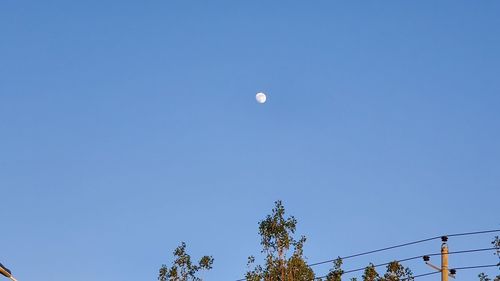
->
[256,92,267,104]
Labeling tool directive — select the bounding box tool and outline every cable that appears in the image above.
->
[448,230,500,238]
[308,229,500,267]
[453,264,500,270]
[407,271,440,279]
[308,236,439,267]
[238,262,499,281]
[341,247,497,275]
[235,228,500,281]
[316,264,500,281]
[315,270,441,280]
[314,248,497,280]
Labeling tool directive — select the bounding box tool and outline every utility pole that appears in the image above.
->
[423,236,456,280]
[441,236,449,281]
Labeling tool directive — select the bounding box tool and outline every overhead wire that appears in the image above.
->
[316,263,500,281]
[406,271,440,279]
[309,229,500,267]
[448,230,500,238]
[235,228,500,281]
[453,264,500,270]
[315,270,441,281]
[340,247,497,275]
[314,270,443,280]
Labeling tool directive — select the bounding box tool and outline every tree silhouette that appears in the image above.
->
[246,200,315,281]
[158,242,213,281]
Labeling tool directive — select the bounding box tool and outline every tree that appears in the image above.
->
[246,200,315,281]
[343,261,411,281]
[493,236,500,258]
[245,201,418,281]
[324,257,343,281]
[478,236,500,281]
[479,273,491,281]
[362,263,379,281]
[156,202,495,281]
[379,261,413,281]
[495,236,500,281]
[158,242,214,281]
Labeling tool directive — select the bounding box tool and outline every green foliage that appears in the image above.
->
[246,200,315,281]
[156,203,498,281]
[319,259,414,281]
[478,236,500,281]
[379,261,413,281]
[158,242,214,281]
[478,268,499,280]
[325,258,344,281]
[479,273,491,281]
[244,201,416,281]
[493,236,500,258]
[493,235,500,280]
[362,263,379,281]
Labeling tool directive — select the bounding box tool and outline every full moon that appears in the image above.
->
[256,92,267,104]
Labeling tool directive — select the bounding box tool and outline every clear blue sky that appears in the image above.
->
[1,1,499,281]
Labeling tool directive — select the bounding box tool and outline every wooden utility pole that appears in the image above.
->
[441,236,449,281]
[423,236,455,280]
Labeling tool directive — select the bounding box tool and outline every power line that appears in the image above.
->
[453,264,500,271]
[235,229,500,281]
[315,270,441,280]
[341,247,497,275]
[237,250,498,281]
[317,263,500,281]
[448,230,500,238]
[407,271,440,279]
[245,265,498,281]
[308,237,438,267]
[394,264,500,281]
[309,229,500,267]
